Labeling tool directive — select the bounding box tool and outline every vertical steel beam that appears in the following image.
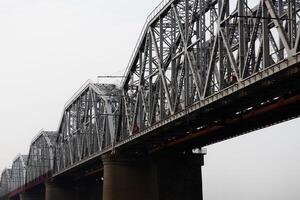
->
[148,32,153,125]
[238,0,246,77]
[199,0,206,91]
[139,51,143,131]
[262,0,270,68]
[184,0,190,106]
[278,0,284,59]
[218,0,224,89]
[288,0,296,48]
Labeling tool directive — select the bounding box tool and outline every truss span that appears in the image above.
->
[9,155,28,193]
[0,0,300,196]
[0,169,11,197]
[121,0,300,137]
[26,130,57,183]
[54,81,120,173]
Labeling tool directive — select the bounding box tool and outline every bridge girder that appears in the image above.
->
[54,81,120,173]
[26,130,57,183]
[0,169,11,197]
[9,155,28,193]
[121,0,300,137]
[1,0,300,197]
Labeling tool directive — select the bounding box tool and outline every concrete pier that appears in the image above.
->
[77,178,103,200]
[156,152,204,200]
[19,192,44,200]
[45,177,102,200]
[19,184,45,200]
[45,181,78,200]
[102,154,158,200]
[102,152,204,200]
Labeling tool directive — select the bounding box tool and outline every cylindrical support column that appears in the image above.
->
[20,192,45,200]
[102,154,158,200]
[45,181,78,200]
[77,178,103,200]
[19,184,45,200]
[156,152,205,200]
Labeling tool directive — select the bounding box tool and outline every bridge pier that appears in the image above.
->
[77,178,103,200]
[45,178,102,200]
[19,192,45,200]
[7,196,19,200]
[19,184,45,200]
[102,151,204,200]
[102,154,158,200]
[45,181,79,200]
[156,152,204,200]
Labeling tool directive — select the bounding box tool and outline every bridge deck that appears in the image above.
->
[53,53,300,177]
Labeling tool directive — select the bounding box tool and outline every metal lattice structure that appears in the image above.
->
[0,0,300,197]
[26,130,57,183]
[54,81,120,172]
[0,169,11,197]
[9,155,27,192]
[120,0,300,137]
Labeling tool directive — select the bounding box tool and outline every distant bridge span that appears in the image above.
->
[1,0,300,200]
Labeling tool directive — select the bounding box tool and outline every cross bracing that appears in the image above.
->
[54,81,120,172]
[0,0,299,197]
[9,155,27,192]
[0,169,11,197]
[26,130,57,183]
[121,0,300,137]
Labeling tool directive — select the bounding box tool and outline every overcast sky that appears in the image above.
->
[0,0,299,200]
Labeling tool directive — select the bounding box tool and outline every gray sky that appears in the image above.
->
[0,0,299,199]
[203,118,300,200]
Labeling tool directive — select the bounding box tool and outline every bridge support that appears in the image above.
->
[156,152,204,200]
[102,152,204,200]
[19,192,45,200]
[45,178,102,200]
[77,178,103,200]
[45,181,79,200]
[102,154,158,200]
[19,184,45,200]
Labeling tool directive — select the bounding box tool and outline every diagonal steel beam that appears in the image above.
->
[219,28,239,80]
[264,0,292,56]
[150,28,174,115]
[172,4,203,100]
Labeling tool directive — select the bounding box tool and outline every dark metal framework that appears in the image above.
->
[0,169,11,197]
[120,0,300,137]
[9,155,27,192]
[0,0,300,196]
[26,130,57,183]
[54,81,120,172]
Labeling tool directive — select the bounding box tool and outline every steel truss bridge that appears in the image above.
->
[1,0,300,199]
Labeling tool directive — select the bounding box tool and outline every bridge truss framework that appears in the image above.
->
[0,0,300,198]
